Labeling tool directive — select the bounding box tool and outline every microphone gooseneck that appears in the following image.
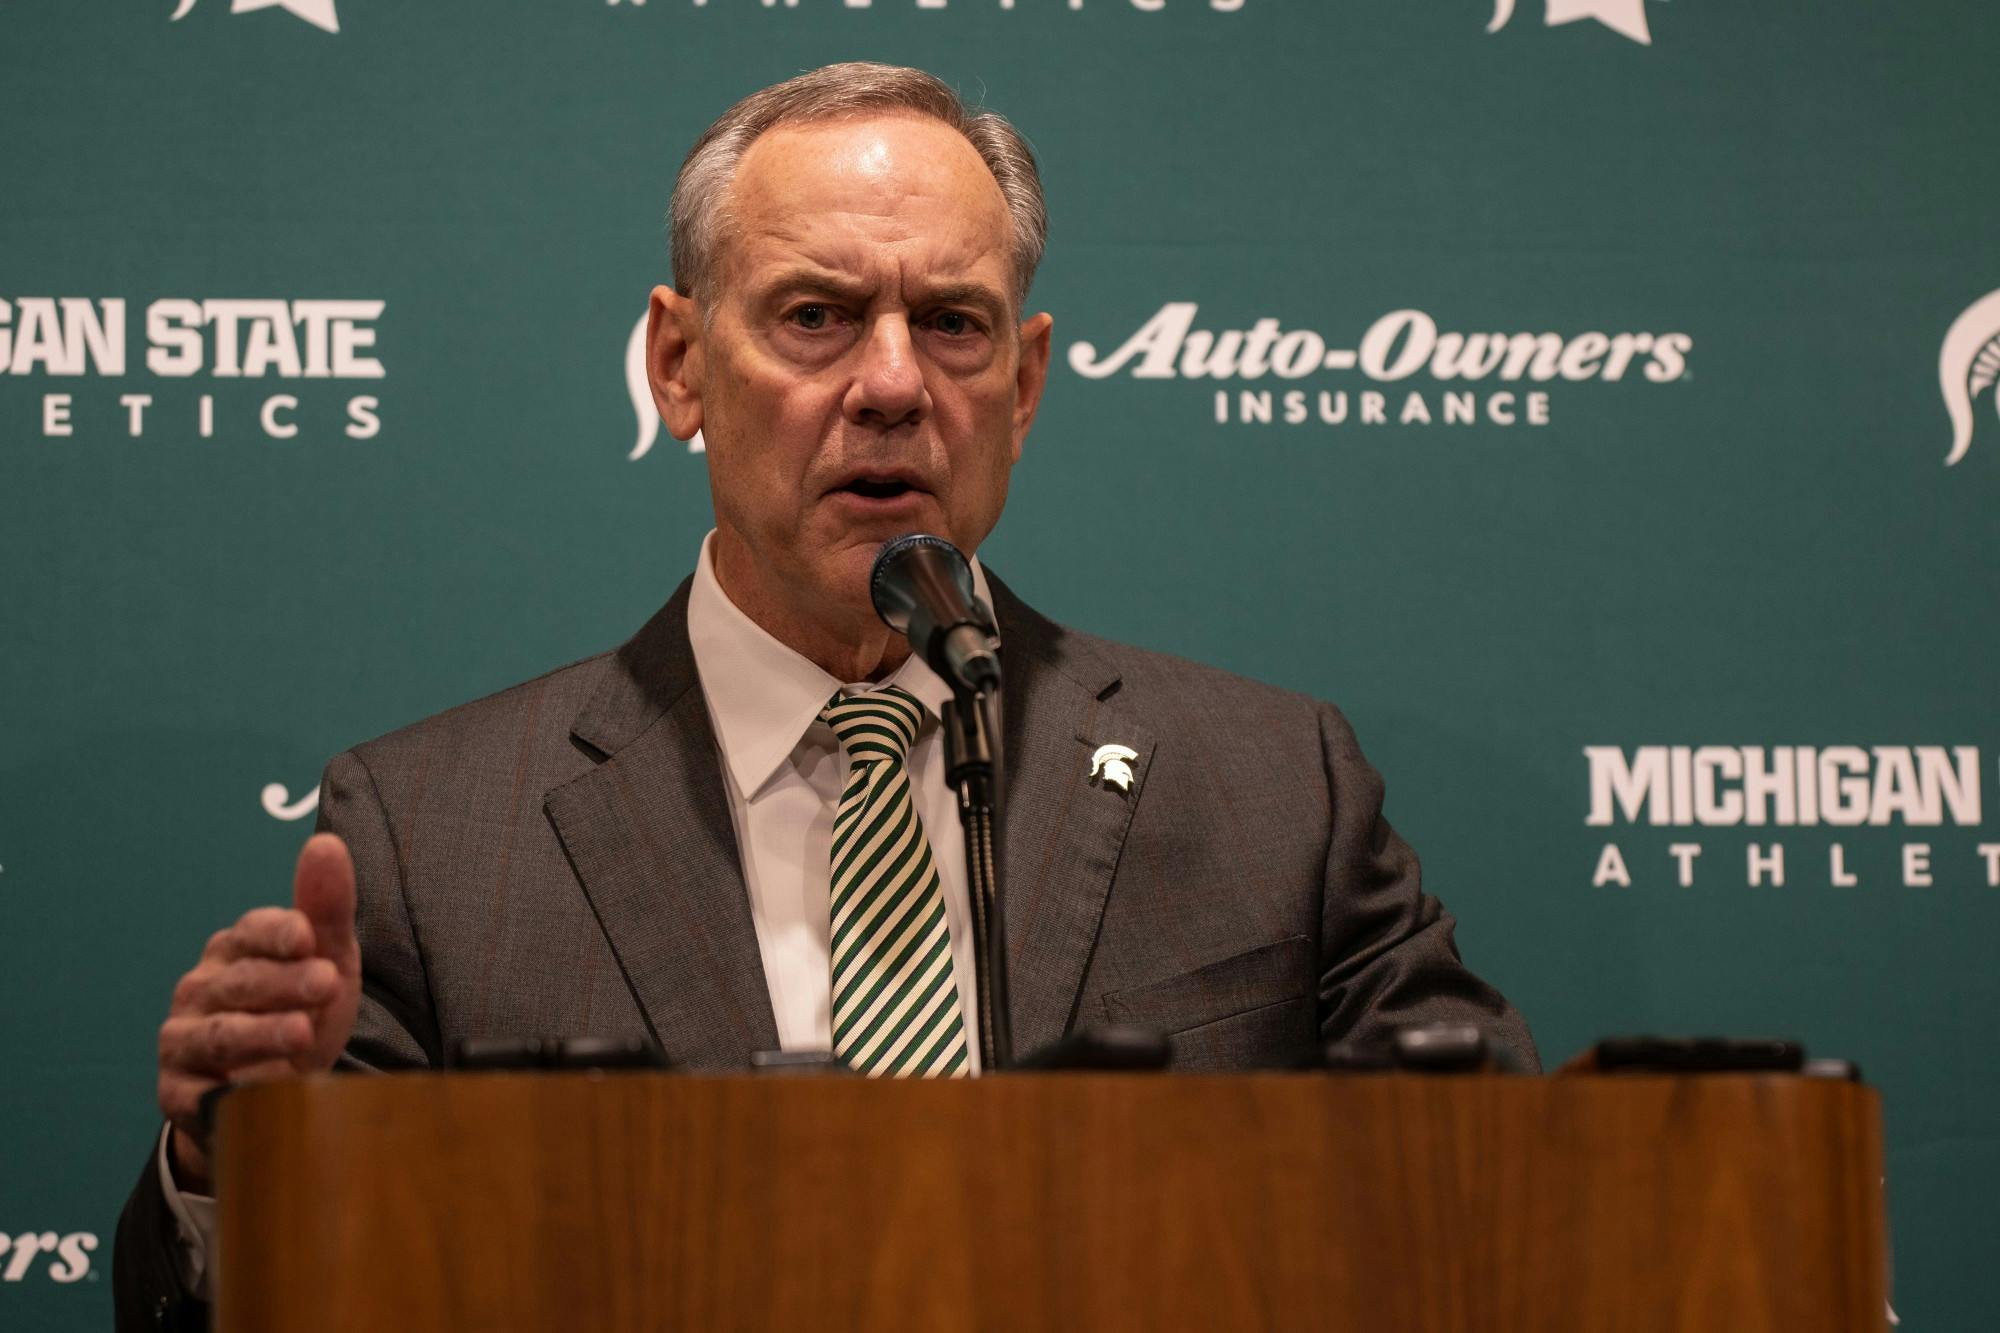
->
[868,532,1012,1069]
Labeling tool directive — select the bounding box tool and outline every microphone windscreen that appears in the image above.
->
[870,533,973,633]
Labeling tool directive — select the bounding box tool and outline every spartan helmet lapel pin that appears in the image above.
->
[1088,744,1139,794]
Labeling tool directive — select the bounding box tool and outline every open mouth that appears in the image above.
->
[838,477,918,500]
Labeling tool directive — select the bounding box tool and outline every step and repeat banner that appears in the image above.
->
[3,1,1995,1327]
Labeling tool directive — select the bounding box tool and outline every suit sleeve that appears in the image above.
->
[1315,704,1541,1072]
[319,747,442,1070]
[113,1135,208,1332]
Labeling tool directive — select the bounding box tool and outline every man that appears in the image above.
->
[115,62,1536,1330]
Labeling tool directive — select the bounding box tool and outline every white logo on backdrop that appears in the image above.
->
[0,296,385,442]
[0,1231,98,1284]
[626,313,704,460]
[170,0,340,33]
[1940,288,2000,466]
[1581,744,2000,891]
[261,781,319,822]
[1488,0,1657,45]
[1068,303,1691,430]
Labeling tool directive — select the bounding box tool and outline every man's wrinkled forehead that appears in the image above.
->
[714,114,1017,308]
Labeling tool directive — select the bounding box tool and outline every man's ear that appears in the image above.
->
[1010,311,1054,459]
[648,284,705,441]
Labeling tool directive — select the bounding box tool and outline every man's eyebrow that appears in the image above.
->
[918,281,1010,319]
[754,268,1011,318]
[756,267,873,302]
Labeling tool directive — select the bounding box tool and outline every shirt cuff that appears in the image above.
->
[155,1123,216,1301]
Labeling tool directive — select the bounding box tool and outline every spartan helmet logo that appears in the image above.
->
[261,779,320,821]
[627,313,704,460]
[170,0,341,33]
[1940,288,2000,466]
[1488,0,1657,45]
[1089,744,1139,794]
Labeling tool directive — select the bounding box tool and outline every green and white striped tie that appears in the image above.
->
[820,686,971,1078]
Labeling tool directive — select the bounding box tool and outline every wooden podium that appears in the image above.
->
[212,1073,1886,1332]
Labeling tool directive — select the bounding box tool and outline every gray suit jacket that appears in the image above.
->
[326,572,1534,1074]
[116,572,1533,1330]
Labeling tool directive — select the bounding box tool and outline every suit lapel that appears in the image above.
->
[990,578,1154,1055]
[538,572,1143,1066]
[543,584,780,1068]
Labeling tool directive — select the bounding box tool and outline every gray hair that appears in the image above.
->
[669,63,1048,313]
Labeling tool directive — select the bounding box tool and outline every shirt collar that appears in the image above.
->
[686,531,994,802]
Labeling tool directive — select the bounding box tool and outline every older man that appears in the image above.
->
[115,62,1535,1331]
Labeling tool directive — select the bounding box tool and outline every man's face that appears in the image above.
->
[651,112,1052,640]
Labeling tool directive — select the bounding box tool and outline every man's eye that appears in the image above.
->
[932,312,977,337]
[791,305,832,331]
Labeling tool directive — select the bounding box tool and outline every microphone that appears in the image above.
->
[870,534,1002,692]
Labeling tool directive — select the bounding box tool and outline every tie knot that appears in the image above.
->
[820,685,925,763]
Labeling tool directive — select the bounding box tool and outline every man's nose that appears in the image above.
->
[845,316,930,429]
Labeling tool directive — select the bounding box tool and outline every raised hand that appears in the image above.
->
[155,833,362,1192]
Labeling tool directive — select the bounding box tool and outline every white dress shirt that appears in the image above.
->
[687,532,987,1071]
[164,531,988,1295]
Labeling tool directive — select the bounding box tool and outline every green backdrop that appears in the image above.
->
[3,1,1996,1327]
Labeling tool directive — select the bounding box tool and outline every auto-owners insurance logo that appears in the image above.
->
[1066,304,1692,431]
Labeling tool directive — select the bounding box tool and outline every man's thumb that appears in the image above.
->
[292,832,358,972]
